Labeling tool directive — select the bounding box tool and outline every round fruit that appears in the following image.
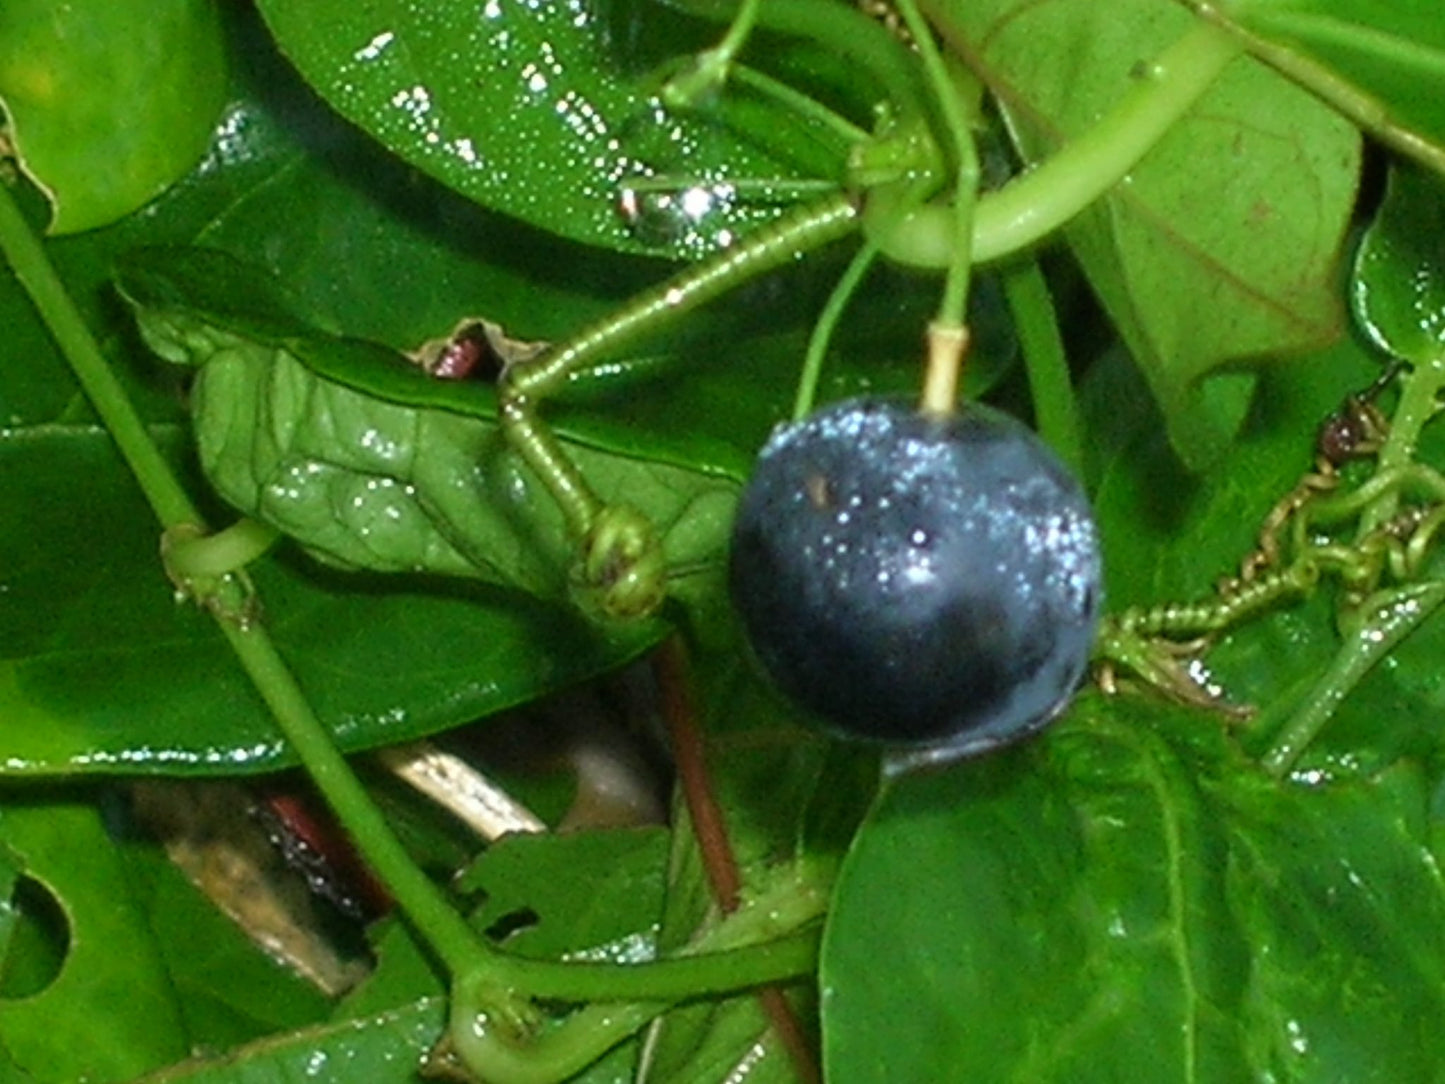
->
[729,395,1101,758]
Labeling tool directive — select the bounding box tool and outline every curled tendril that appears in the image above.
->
[575,504,668,620]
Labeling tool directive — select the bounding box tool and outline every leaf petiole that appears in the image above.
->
[1001,257,1085,472]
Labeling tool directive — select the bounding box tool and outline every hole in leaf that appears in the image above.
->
[484,907,539,944]
[0,876,70,999]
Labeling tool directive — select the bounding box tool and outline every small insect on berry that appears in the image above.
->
[729,396,1102,766]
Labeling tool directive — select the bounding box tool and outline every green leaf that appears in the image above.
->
[820,694,1445,1081]
[0,0,227,234]
[252,0,852,258]
[1188,0,1445,174]
[1091,335,1380,609]
[1353,165,1445,365]
[0,799,189,1082]
[116,245,741,609]
[0,426,658,775]
[137,998,447,1084]
[931,0,1360,468]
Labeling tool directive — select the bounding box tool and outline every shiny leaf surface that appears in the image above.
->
[253,0,851,258]
[821,695,1445,1082]
[1353,166,1445,365]
[0,426,656,775]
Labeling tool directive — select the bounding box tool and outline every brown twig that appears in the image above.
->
[653,635,821,1084]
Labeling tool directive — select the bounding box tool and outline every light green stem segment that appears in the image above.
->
[452,874,827,1084]
[505,195,861,400]
[892,0,978,335]
[876,20,1242,269]
[163,518,279,578]
[792,239,879,421]
[663,0,762,107]
[0,177,495,985]
[0,187,201,528]
[1357,352,1445,536]
[1261,581,1445,777]
[1002,258,1084,473]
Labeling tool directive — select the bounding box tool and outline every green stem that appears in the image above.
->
[881,20,1242,269]
[452,868,828,1083]
[0,176,494,985]
[1260,581,1445,777]
[221,621,490,976]
[663,0,762,108]
[506,195,859,399]
[1001,257,1084,472]
[0,185,201,528]
[492,922,820,1002]
[792,239,879,420]
[893,0,978,335]
[163,518,279,578]
[731,65,870,146]
[1357,352,1445,536]
[660,0,929,122]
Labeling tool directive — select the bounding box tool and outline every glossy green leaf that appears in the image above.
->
[0,800,189,1082]
[930,0,1360,468]
[116,245,741,609]
[1183,0,1445,174]
[138,998,447,1084]
[0,426,658,775]
[1353,166,1445,365]
[0,0,227,234]
[821,694,1445,1081]
[1092,335,1380,609]
[253,0,856,258]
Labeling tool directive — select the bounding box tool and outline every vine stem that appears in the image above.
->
[1002,257,1085,473]
[878,19,1242,269]
[1260,582,1445,777]
[2,179,827,1083]
[0,189,201,528]
[0,178,493,983]
[1357,353,1445,536]
[1257,354,1445,775]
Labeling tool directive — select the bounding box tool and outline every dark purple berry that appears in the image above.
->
[729,396,1101,760]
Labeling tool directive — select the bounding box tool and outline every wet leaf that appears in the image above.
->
[253,0,853,259]
[138,998,446,1084]
[1353,165,1445,365]
[116,245,740,611]
[0,800,189,1082]
[821,694,1445,1081]
[0,426,657,775]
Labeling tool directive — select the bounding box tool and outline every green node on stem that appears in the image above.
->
[575,504,669,620]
